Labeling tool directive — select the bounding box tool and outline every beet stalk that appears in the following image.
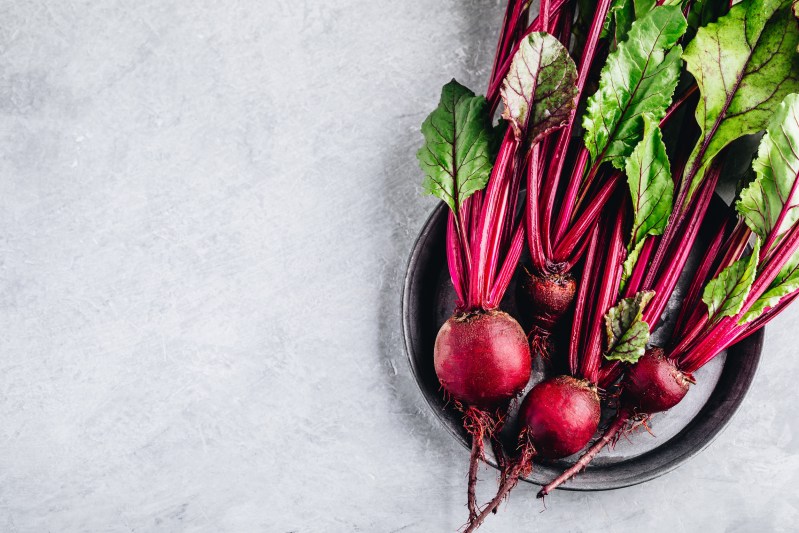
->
[515,2,688,360]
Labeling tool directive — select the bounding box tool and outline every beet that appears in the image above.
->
[434,310,531,522]
[517,270,577,331]
[434,310,531,408]
[519,375,601,459]
[622,347,692,413]
[464,375,601,530]
[515,270,576,360]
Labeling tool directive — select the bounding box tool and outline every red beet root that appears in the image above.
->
[434,310,531,523]
[517,270,576,330]
[516,271,576,359]
[622,347,692,414]
[434,310,531,408]
[464,376,601,530]
[519,375,601,459]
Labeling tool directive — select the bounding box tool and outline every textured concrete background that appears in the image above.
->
[1,1,798,532]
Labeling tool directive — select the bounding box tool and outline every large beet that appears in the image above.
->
[434,310,531,408]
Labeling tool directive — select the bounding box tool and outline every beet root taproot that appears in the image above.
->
[516,271,576,358]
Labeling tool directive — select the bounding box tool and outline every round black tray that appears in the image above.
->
[402,200,763,490]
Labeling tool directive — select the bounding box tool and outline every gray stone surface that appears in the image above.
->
[1,1,798,531]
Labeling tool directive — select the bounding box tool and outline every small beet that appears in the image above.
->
[434,310,531,409]
[623,347,692,413]
[516,271,577,330]
[536,350,693,497]
[518,375,601,459]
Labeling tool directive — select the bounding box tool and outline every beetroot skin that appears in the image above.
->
[623,347,692,413]
[519,375,601,459]
[517,271,577,330]
[434,310,531,409]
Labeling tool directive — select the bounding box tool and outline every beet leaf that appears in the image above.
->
[583,5,687,169]
[603,290,654,363]
[702,238,760,320]
[601,0,656,49]
[741,253,799,321]
[621,113,674,283]
[737,94,799,250]
[417,80,495,212]
[501,32,578,144]
[737,94,799,320]
[682,0,799,200]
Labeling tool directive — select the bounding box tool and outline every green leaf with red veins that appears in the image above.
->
[702,239,761,320]
[621,114,674,284]
[501,32,579,145]
[621,239,647,288]
[583,6,687,170]
[606,321,651,363]
[741,251,799,322]
[737,94,799,246]
[417,80,494,211]
[682,0,799,201]
[736,94,799,322]
[604,290,655,363]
